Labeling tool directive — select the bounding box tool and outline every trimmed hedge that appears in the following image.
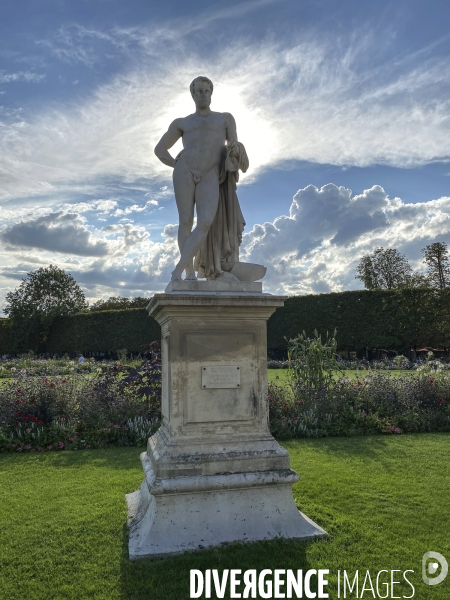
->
[0,310,160,355]
[1,289,449,355]
[268,288,450,352]
[45,309,161,353]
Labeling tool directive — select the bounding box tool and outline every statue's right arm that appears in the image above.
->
[154,119,183,168]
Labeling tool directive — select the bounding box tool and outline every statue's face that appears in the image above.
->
[192,81,212,109]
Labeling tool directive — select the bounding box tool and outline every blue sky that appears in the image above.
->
[1,0,450,310]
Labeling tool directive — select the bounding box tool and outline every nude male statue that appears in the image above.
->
[154,76,240,281]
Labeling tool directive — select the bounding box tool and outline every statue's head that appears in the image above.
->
[190,76,213,108]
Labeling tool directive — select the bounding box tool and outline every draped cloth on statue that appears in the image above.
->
[194,142,249,279]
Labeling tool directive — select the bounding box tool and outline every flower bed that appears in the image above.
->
[0,357,112,378]
[3,344,450,452]
[0,344,161,452]
[269,371,450,438]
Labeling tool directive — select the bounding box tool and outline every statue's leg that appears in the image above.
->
[173,160,195,279]
[171,169,219,280]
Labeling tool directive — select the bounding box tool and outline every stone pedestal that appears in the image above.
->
[126,284,326,559]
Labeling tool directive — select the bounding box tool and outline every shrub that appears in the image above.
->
[287,329,341,388]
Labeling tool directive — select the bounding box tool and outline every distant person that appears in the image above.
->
[78,354,85,364]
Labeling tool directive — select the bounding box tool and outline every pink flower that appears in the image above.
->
[47,445,53,450]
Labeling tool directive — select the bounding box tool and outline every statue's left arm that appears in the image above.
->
[224,113,238,147]
[223,113,248,174]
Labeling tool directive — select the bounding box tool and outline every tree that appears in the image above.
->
[399,272,430,290]
[4,265,88,351]
[422,242,450,290]
[355,247,412,290]
[89,296,149,311]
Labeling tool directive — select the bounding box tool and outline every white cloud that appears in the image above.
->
[0,212,109,256]
[0,220,178,313]
[241,184,450,295]
[1,182,450,314]
[0,70,45,84]
[113,199,159,217]
[1,22,450,205]
[2,7,450,313]
[62,199,118,214]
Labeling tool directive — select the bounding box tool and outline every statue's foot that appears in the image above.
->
[216,271,240,282]
[185,272,198,281]
[171,270,183,281]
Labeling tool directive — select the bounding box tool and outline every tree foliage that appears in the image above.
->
[4,265,88,351]
[422,242,450,290]
[355,247,413,290]
[89,296,149,311]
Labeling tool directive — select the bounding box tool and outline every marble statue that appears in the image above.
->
[126,78,326,560]
[155,76,264,283]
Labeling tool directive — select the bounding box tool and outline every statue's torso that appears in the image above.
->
[180,112,227,173]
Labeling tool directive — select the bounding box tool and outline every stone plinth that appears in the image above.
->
[126,291,327,559]
[165,279,262,293]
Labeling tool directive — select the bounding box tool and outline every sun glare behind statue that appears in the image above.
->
[155,81,276,184]
[213,81,276,183]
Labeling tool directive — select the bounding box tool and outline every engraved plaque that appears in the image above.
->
[201,365,241,389]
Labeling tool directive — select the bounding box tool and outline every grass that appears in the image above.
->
[0,368,422,386]
[267,368,416,384]
[1,434,449,599]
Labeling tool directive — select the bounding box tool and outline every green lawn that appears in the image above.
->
[0,368,419,386]
[1,434,449,599]
[267,368,415,384]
